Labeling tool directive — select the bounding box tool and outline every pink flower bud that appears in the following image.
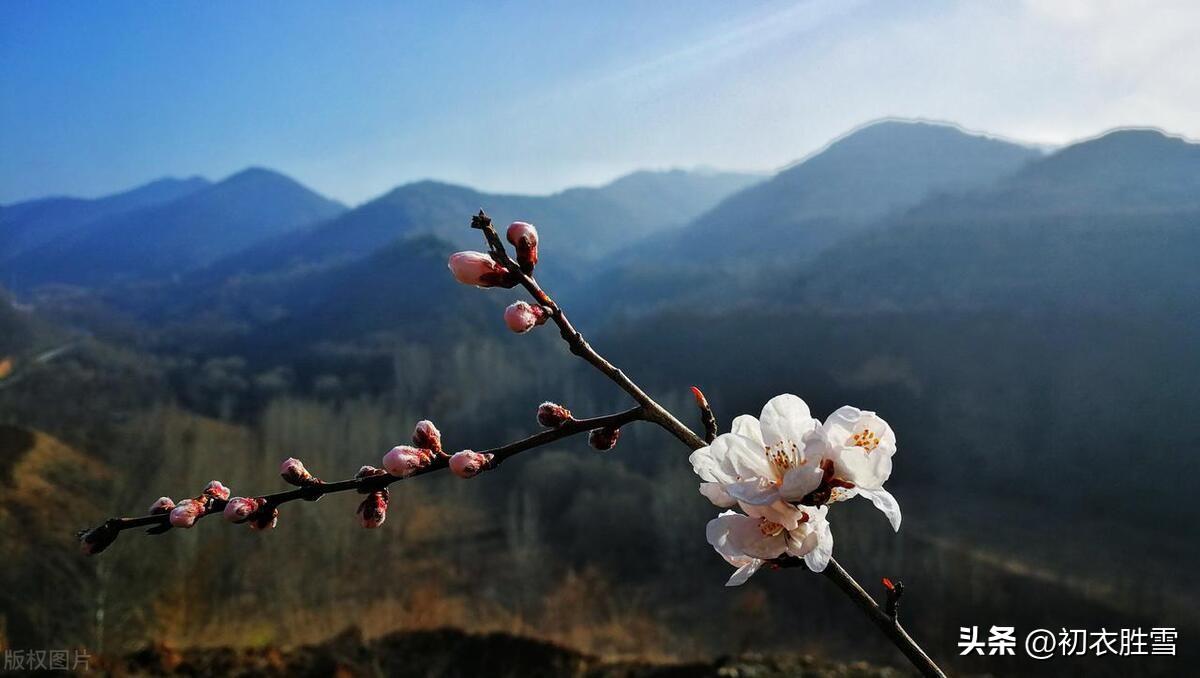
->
[449,450,493,478]
[412,420,443,456]
[148,497,176,514]
[203,480,230,501]
[504,301,547,334]
[537,401,573,428]
[356,464,387,480]
[280,457,316,486]
[223,496,261,523]
[383,445,433,477]
[588,426,621,451]
[356,489,389,528]
[169,499,205,528]
[448,251,511,288]
[506,221,539,272]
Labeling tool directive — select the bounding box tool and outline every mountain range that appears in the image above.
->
[4,118,1198,347]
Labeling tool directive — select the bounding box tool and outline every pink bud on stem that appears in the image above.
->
[356,489,389,528]
[280,457,320,487]
[504,301,548,334]
[537,401,573,428]
[356,464,388,481]
[448,251,513,288]
[223,497,263,524]
[148,497,176,515]
[203,480,231,501]
[412,420,443,456]
[383,445,435,478]
[449,450,493,478]
[506,221,539,273]
[169,499,205,528]
[588,426,621,451]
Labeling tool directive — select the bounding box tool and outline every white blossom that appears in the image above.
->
[706,505,833,585]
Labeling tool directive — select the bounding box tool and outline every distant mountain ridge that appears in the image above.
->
[0,176,210,262]
[197,168,761,285]
[5,168,345,289]
[580,119,1044,315]
[664,120,1043,262]
[796,128,1200,311]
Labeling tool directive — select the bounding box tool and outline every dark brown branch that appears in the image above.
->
[472,211,706,451]
[84,406,647,539]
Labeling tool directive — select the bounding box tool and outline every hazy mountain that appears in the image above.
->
[200,169,760,283]
[580,120,1042,314]
[666,120,1041,262]
[797,129,1200,311]
[0,176,210,262]
[6,168,344,289]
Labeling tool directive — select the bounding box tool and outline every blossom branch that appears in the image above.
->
[471,211,706,451]
[79,406,647,550]
[468,212,946,678]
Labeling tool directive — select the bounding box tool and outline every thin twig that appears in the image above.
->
[690,386,718,443]
[86,406,647,537]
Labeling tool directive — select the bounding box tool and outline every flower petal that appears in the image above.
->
[725,477,782,506]
[726,559,763,586]
[856,487,902,531]
[779,465,824,502]
[730,414,765,447]
[835,444,893,490]
[741,499,806,531]
[706,511,787,561]
[759,394,816,450]
[689,433,772,484]
[699,482,737,508]
[803,518,833,573]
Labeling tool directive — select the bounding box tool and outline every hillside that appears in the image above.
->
[0,425,113,649]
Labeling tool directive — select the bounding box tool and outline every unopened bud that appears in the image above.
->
[203,480,231,501]
[506,221,539,272]
[449,450,493,478]
[248,505,279,530]
[356,464,387,480]
[356,489,389,528]
[504,301,548,334]
[79,522,119,556]
[412,420,443,456]
[280,457,317,486]
[383,445,434,478]
[588,426,621,451]
[448,251,512,288]
[537,401,573,428]
[223,496,262,524]
[148,497,176,514]
[169,499,205,528]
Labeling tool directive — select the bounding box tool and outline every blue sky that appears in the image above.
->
[2,1,1198,205]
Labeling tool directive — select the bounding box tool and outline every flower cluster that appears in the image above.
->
[690,394,900,585]
[449,221,554,336]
